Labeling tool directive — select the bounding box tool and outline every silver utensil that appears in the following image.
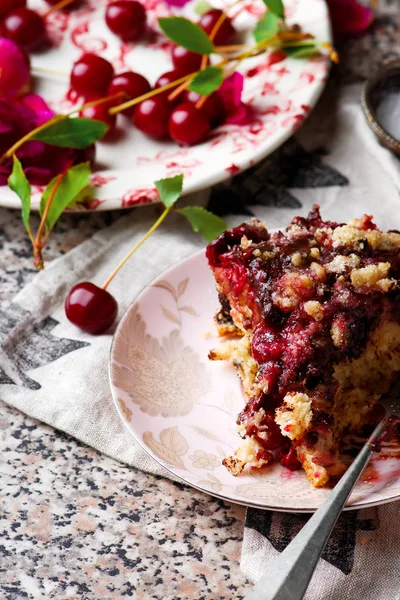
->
[244,394,400,600]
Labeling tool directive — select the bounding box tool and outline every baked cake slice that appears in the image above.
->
[206,206,400,487]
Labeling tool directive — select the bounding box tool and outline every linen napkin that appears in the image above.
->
[1,81,400,598]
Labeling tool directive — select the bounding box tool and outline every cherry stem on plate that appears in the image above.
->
[102,205,173,290]
[44,0,78,17]
[33,159,73,270]
[109,72,196,114]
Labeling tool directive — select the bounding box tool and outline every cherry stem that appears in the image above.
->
[0,93,124,164]
[168,78,192,102]
[209,10,228,42]
[102,204,173,290]
[109,72,196,114]
[33,160,73,270]
[215,44,248,52]
[44,0,77,17]
[33,66,69,77]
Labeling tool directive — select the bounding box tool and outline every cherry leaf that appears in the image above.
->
[188,66,224,96]
[155,173,183,208]
[8,155,31,234]
[39,162,91,231]
[262,0,285,19]
[284,43,319,58]
[177,206,227,242]
[254,12,279,43]
[32,117,108,148]
[158,17,215,55]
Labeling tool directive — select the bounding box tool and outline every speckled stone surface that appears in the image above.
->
[1,6,399,598]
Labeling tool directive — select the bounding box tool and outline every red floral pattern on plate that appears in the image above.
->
[3,0,331,212]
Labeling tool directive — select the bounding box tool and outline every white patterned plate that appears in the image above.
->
[1,0,331,211]
[109,249,400,512]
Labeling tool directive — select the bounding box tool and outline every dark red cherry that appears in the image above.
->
[105,0,147,42]
[0,0,26,20]
[168,102,210,146]
[80,101,116,133]
[171,46,203,74]
[65,282,118,334]
[2,8,46,52]
[107,71,151,116]
[133,95,172,140]
[184,90,226,126]
[155,69,186,102]
[70,53,114,99]
[198,9,235,45]
[75,143,96,165]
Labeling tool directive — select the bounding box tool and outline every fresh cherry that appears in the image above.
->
[168,102,210,146]
[0,0,26,20]
[105,0,147,42]
[70,53,114,99]
[184,90,225,126]
[198,9,235,46]
[107,71,151,116]
[155,69,187,102]
[2,8,46,52]
[80,101,117,133]
[171,46,203,75]
[133,95,172,140]
[75,143,96,166]
[65,282,118,335]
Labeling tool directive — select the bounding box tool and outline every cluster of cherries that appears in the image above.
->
[69,6,237,146]
[0,0,153,52]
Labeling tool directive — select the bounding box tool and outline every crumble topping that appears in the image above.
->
[350,262,393,289]
[303,300,324,321]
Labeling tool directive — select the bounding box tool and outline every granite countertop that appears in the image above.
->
[1,5,400,599]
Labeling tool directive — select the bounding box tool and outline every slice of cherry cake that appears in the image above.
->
[206,206,400,487]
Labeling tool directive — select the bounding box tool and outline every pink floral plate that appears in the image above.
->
[1,0,331,212]
[109,249,400,512]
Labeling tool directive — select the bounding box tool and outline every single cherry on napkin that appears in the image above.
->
[65,282,118,334]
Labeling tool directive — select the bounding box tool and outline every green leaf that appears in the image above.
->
[40,162,91,231]
[262,0,285,19]
[155,174,184,209]
[8,155,31,233]
[188,66,224,96]
[283,43,319,59]
[253,12,279,44]
[177,206,227,242]
[158,17,215,55]
[32,117,108,148]
[194,0,212,16]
